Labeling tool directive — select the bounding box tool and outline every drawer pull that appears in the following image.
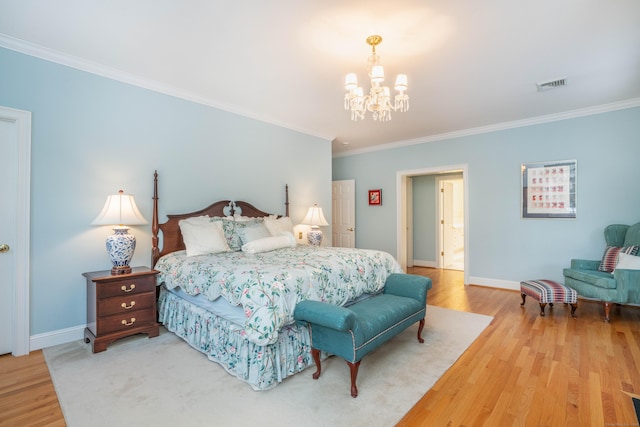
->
[121,318,136,326]
[121,301,136,310]
[121,284,136,293]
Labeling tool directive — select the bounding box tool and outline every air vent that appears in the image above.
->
[536,77,568,91]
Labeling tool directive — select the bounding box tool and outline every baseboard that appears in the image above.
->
[468,276,520,291]
[411,260,437,268]
[30,324,85,351]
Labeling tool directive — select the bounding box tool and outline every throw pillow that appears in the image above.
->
[614,252,640,271]
[598,245,640,272]
[179,218,230,257]
[241,233,296,254]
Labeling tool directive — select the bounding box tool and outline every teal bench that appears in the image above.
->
[294,273,432,397]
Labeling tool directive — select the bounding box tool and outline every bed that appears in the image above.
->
[151,172,403,390]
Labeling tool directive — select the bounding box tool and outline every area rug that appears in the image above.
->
[44,305,493,427]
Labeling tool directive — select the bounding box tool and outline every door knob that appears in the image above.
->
[347,228,355,232]
[0,244,9,253]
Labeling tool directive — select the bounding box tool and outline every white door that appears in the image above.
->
[332,180,355,248]
[0,107,31,356]
[440,178,464,271]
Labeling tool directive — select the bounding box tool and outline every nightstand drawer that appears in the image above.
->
[98,292,156,317]
[97,309,156,335]
[96,275,156,299]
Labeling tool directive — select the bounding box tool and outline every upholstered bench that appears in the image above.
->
[520,279,577,317]
[294,273,432,397]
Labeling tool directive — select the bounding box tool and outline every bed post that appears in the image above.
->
[152,171,159,267]
[285,184,289,217]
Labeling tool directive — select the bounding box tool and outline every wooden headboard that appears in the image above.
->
[151,171,289,266]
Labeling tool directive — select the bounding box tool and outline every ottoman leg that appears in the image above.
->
[520,293,527,306]
[539,303,547,316]
[570,303,577,318]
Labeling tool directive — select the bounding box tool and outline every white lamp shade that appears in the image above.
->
[302,204,329,227]
[371,65,385,83]
[345,73,358,91]
[394,74,408,91]
[91,190,148,226]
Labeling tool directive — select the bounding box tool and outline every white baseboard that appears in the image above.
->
[30,324,85,351]
[468,276,520,291]
[411,260,437,268]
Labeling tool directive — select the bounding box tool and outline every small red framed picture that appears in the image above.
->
[369,189,382,205]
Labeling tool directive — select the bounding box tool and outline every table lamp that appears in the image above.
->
[302,204,329,246]
[91,190,148,274]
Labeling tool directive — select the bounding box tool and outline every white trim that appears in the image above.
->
[397,164,469,285]
[412,260,437,268]
[0,106,31,356]
[334,98,640,158]
[0,34,334,143]
[468,276,520,291]
[30,325,85,351]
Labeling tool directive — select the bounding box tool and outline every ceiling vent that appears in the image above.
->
[536,77,568,91]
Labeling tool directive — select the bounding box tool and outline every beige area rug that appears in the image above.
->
[44,306,493,427]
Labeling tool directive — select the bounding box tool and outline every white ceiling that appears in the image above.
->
[1,0,639,155]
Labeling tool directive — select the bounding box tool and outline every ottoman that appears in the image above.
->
[520,279,577,317]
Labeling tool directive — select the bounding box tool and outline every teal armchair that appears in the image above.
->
[563,223,640,322]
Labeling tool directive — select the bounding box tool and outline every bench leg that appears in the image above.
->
[417,318,425,343]
[570,303,577,318]
[311,348,322,380]
[346,360,361,398]
[520,293,527,306]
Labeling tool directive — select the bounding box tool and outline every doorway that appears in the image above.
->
[437,175,464,271]
[0,106,31,356]
[396,165,469,285]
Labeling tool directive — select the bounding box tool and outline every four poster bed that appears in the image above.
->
[151,172,403,390]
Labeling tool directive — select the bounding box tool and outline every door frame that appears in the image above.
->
[1,106,31,356]
[397,164,469,285]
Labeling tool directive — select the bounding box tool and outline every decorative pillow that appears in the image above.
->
[236,221,272,245]
[598,245,640,272]
[263,216,294,237]
[179,218,230,257]
[241,233,296,254]
[211,217,242,251]
[614,252,640,271]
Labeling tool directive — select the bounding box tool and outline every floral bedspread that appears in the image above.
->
[155,245,402,345]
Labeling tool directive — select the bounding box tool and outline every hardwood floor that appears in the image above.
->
[1,267,638,426]
[400,267,640,426]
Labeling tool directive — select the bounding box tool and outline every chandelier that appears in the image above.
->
[344,35,409,122]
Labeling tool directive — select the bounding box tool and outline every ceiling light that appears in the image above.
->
[344,35,409,122]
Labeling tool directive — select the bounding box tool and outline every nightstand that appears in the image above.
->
[83,266,160,353]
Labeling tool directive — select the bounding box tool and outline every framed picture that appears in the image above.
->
[521,159,577,219]
[368,189,382,205]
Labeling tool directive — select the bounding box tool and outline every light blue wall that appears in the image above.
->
[333,107,640,284]
[0,47,331,336]
[412,175,437,262]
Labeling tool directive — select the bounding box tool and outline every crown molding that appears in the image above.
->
[333,98,640,158]
[0,33,333,142]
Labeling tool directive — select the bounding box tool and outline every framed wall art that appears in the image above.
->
[521,159,576,219]
[368,189,382,205]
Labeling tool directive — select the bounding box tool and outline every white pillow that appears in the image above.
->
[614,252,640,271]
[263,216,294,237]
[241,233,296,254]
[179,218,230,257]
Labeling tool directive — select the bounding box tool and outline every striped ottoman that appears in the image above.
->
[520,279,577,317]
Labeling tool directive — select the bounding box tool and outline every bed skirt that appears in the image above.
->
[158,287,315,390]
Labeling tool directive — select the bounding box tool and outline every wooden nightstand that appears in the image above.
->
[83,266,160,353]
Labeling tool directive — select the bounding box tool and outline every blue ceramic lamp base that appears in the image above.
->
[106,227,136,275]
[307,228,323,246]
